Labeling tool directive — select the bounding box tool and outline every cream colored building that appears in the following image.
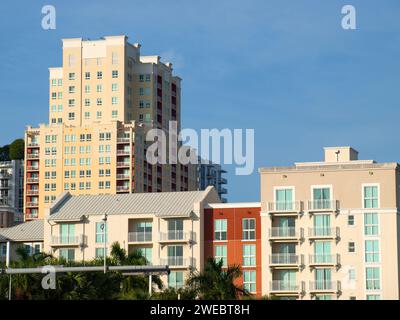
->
[43,186,220,289]
[25,35,196,220]
[260,147,400,300]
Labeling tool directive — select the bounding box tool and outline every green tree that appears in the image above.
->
[0,144,10,161]
[187,258,249,300]
[9,139,24,160]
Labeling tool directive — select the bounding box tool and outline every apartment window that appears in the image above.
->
[112,83,118,91]
[68,86,75,93]
[139,74,144,82]
[348,242,355,253]
[64,183,69,191]
[59,224,75,244]
[95,248,105,258]
[348,215,355,226]
[79,182,85,190]
[58,79,62,86]
[112,70,118,78]
[85,72,90,80]
[139,100,145,108]
[105,181,110,189]
[214,219,227,241]
[68,112,75,120]
[68,72,75,80]
[365,240,379,262]
[85,85,90,93]
[99,181,104,189]
[275,188,293,210]
[167,219,184,240]
[139,87,144,96]
[112,110,118,118]
[51,92,57,100]
[364,213,378,235]
[314,295,332,300]
[135,247,152,265]
[313,214,331,236]
[97,71,102,79]
[97,98,102,106]
[68,55,75,67]
[95,222,107,243]
[314,268,332,290]
[214,245,227,267]
[145,74,151,82]
[243,271,256,293]
[97,84,103,92]
[68,99,75,107]
[242,218,256,240]
[364,186,378,209]
[51,105,57,112]
[348,268,356,281]
[59,248,75,262]
[243,244,256,266]
[112,52,118,64]
[168,271,183,289]
[97,111,102,119]
[51,79,57,86]
[167,245,183,265]
[366,295,381,300]
[366,267,380,290]
[112,97,118,105]
[84,112,90,119]
[84,99,90,106]
[312,187,331,209]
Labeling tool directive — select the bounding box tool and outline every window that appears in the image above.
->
[145,74,151,82]
[112,83,118,91]
[95,248,105,258]
[97,71,102,79]
[135,247,152,265]
[85,85,90,93]
[167,219,184,240]
[135,221,152,241]
[243,271,256,293]
[315,295,332,300]
[348,242,355,253]
[85,99,90,106]
[348,215,355,226]
[314,241,331,263]
[366,295,381,300]
[366,267,380,290]
[68,72,75,80]
[97,111,102,119]
[97,98,102,106]
[51,79,57,86]
[112,110,118,118]
[312,187,331,209]
[59,224,75,244]
[139,74,144,82]
[112,97,118,105]
[348,268,356,281]
[364,186,378,209]
[112,70,118,78]
[364,213,378,235]
[314,268,332,290]
[84,112,90,119]
[275,188,293,210]
[313,214,331,236]
[59,248,75,261]
[214,245,227,267]
[85,72,90,80]
[68,112,75,120]
[95,222,107,243]
[68,99,75,107]
[242,218,256,240]
[365,240,379,262]
[167,245,183,265]
[168,271,183,289]
[68,86,75,93]
[51,92,57,100]
[97,84,103,92]
[112,52,118,64]
[214,219,227,241]
[243,244,256,266]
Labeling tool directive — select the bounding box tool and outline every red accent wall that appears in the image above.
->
[204,206,262,297]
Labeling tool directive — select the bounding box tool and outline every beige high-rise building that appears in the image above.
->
[260,146,400,300]
[24,36,196,220]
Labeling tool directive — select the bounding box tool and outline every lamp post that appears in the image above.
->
[101,213,108,274]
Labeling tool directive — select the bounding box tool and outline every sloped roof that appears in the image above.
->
[0,220,44,242]
[48,188,216,221]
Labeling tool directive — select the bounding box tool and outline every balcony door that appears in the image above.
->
[136,221,152,241]
[279,243,296,264]
[60,224,75,244]
[314,241,331,263]
[315,268,332,290]
[278,217,295,237]
[313,187,330,209]
[279,270,297,290]
[168,219,184,240]
[275,188,293,210]
[167,245,183,265]
[314,214,331,236]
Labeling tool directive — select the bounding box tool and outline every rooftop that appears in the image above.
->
[0,220,44,242]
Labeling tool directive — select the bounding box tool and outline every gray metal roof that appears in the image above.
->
[0,220,44,242]
[48,188,215,221]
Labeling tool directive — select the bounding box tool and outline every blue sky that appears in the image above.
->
[0,0,399,202]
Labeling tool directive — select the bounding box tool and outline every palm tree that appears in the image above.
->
[187,258,249,300]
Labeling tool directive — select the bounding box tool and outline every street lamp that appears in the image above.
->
[101,213,108,274]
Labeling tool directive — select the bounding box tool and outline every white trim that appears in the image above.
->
[361,183,380,210]
[310,184,333,202]
[206,202,260,209]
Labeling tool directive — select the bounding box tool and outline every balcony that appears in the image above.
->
[27,153,40,159]
[159,257,196,268]
[25,202,39,208]
[27,142,39,147]
[269,254,303,268]
[25,213,38,220]
[116,185,129,192]
[308,227,340,240]
[159,231,196,243]
[220,178,227,184]
[267,201,304,215]
[269,227,303,241]
[307,200,339,213]
[26,177,39,183]
[50,235,84,247]
[26,166,39,172]
[117,162,130,167]
[117,150,130,156]
[0,185,10,190]
[26,190,39,196]
[309,254,339,267]
[117,174,130,180]
[220,187,228,195]
[128,232,152,243]
[270,281,304,294]
[117,137,130,143]
[0,173,11,179]
[309,281,341,293]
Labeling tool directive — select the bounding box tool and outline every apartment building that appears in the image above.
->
[43,186,220,289]
[0,160,24,223]
[197,158,228,203]
[260,146,400,300]
[204,203,262,296]
[25,35,196,221]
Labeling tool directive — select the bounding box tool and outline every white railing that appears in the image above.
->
[159,231,196,242]
[308,227,336,238]
[116,186,129,191]
[117,174,130,179]
[26,178,39,183]
[308,200,338,211]
[25,202,39,207]
[268,201,303,212]
[26,190,39,195]
[159,257,196,267]
[27,154,39,159]
[270,281,299,292]
[128,232,152,242]
[117,138,130,143]
[28,142,39,147]
[269,253,299,265]
[309,254,336,264]
[309,281,339,291]
[25,213,38,220]
[26,166,39,171]
[117,162,130,167]
[269,227,297,238]
[51,235,81,246]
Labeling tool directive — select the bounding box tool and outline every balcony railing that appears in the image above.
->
[0,173,11,179]
[309,254,337,265]
[27,154,40,159]
[26,166,39,171]
[270,281,300,292]
[269,253,301,265]
[0,185,10,189]
[25,213,38,220]
[308,227,339,239]
[309,281,340,292]
[27,142,39,147]
[26,177,39,183]
[117,162,130,167]
[117,138,130,143]
[268,201,303,213]
[25,202,39,207]
[51,235,83,246]
[117,174,130,179]
[159,257,196,268]
[128,232,152,242]
[26,190,39,195]
[159,231,196,242]
[308,200,338,211]
[269,227,300,238]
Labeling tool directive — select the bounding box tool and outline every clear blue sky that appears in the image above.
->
[0,0,399,202]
